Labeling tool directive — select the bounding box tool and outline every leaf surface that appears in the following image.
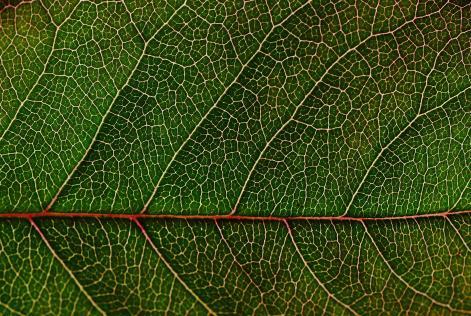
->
[0,0,469,314]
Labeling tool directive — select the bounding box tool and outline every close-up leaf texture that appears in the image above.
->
[0,0,470,315]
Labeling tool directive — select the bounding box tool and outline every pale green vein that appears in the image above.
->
[345,30,471,216]
[45,1,188,211]
[345,84,471,216]
[140,0,313,213]
[214,220,269,314]
[361,221,469,314]
[284,220,359,316]
[133,219,216,315]
[230,7,451,215]
[0,0,82,141]
[0,301,26,316]
[446,216,471,252]
[449,178,471,212]
[29,219,106,316]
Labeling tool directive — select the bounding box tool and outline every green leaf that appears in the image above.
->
[0,0,469,314]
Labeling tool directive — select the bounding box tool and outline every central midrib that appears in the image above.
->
[0,209,469,221]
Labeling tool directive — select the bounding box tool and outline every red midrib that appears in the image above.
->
[0,210,469,221]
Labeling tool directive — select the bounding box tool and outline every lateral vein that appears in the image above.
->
[29,218,107,315]
[140,0,313,214]
[133,218,217,315]
[284,220,360,316]
[361,221,469,314]
[44,1,188,212]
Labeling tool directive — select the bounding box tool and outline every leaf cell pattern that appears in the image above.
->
[0,0,469,314]
[0,216,469,315]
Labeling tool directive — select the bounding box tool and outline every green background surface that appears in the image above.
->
[0,0,469,314]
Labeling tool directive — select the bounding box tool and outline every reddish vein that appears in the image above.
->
[0,210,468,221]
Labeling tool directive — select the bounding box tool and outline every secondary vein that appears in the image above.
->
[361,221,469,314]
[133,218,217,315]
[284,219,360,316]
[29,218,107,316]
[44,1,188,212]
